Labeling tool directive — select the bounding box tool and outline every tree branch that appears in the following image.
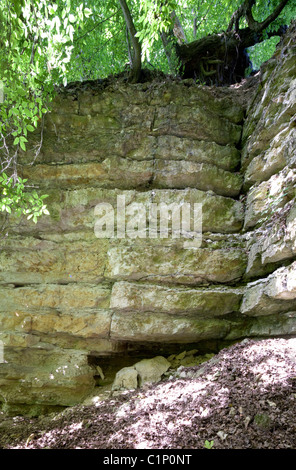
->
[171,10,187,45]
[74,8,121,43]
[228,0,291,33]
[247,0,291,32]
[227,0,256,32]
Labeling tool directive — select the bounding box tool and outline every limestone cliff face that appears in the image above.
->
[0,22,295,415]
[241,23,296,321]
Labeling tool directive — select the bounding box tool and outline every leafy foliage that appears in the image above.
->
[248,36,281,70]
[247,0,296,69]
[0,172,49,222]
[65,0,296,81]
[0,0,91,222]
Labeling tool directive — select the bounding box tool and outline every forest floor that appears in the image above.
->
[0,337,296,450]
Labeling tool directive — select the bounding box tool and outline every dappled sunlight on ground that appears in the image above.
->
[1,337,296,449]
[241,337,296,389]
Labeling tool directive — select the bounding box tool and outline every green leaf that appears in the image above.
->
[20,140,26,151]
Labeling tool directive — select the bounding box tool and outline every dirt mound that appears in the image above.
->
[1,337,296,449]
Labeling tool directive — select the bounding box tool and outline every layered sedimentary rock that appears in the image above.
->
[0,22,295,414]
[241,23,296,295]
[239,24,296,341]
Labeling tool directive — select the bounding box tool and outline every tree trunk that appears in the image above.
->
[160,10,187,75]
[118,0,142,83]
[176,25,287,85]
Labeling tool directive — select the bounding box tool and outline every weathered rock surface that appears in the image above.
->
[244,126,296,188]
[111,356,171,391]
[243,167,296,230]
[241,262,296,316]
[244,200,296,278]
[110,312,232,343]
[0,347,95,416]
[6,187,244,236]
[110,281,243,316]
[105,241,246,285]
[22,159,243,197]
[112,367,138,391]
